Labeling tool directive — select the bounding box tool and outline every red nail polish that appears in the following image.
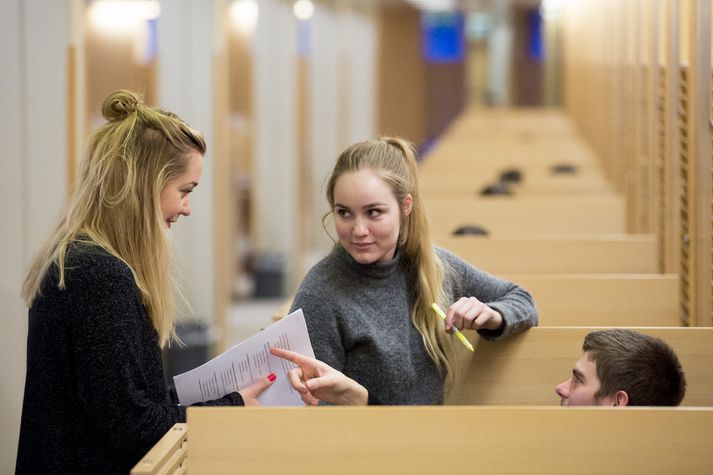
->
[268,373,276,382]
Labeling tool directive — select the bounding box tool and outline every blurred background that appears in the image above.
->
[3,0,712,470]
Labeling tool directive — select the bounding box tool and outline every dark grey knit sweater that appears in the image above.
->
[290,245,538,405]
[16,244,243,474]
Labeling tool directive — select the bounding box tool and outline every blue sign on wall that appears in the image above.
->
[528,10,544,62]
[422,12,465,64]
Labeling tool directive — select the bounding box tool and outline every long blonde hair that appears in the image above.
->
[22,90,206,348]
[324,137,457,383]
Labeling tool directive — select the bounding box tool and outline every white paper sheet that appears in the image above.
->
[173,308,314,406]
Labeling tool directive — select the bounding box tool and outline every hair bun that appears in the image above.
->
[102,90,143,121]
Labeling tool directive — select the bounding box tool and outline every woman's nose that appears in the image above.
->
[353,217,368,236]
[181,196,191,216]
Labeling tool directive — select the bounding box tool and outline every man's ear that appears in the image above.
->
[613,390,629,407]
[402,194,413,216]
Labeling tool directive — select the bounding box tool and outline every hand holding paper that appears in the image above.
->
[173,309,315,406]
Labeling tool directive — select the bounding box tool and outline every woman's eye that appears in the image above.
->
[336,209,351,218]
[368,209,382,217]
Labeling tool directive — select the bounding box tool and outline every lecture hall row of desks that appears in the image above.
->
[132,108,713,474]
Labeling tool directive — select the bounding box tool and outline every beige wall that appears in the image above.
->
[158,0,221,326]
[253,0,299,287]
[1,1,70,472]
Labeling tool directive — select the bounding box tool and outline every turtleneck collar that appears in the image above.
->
[335,244,401,280]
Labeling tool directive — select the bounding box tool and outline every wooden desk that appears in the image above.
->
[421,173,614,194]
[426,195,626,235]
[130,423,187,475]
[437,234,658,274]
[447,327,712,406]
[186,406,713,474]
[510,274,679,326]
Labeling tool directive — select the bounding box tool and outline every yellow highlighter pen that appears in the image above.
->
[431,303,475,352]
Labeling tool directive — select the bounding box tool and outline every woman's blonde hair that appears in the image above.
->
[323,137,457,383]
[22,90,206,348]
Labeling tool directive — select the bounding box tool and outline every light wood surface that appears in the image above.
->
[271,274,679,327]
[446,327,713,406]
[187,406,713,474]
[509,274,679,326]
[422,139,599,168]
[437,234,658,274]
[426,195,626,235]
[130,423,187,475]
[421,173,614,194]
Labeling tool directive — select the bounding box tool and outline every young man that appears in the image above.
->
[555,329,687,406]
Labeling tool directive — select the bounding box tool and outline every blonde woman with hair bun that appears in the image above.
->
[274,137,538,406]
[16,90,275,474]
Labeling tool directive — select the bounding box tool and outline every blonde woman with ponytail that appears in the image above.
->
[17,90,275,474]
[273,137,538,406]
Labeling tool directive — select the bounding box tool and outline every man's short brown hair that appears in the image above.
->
[583,329,686,406]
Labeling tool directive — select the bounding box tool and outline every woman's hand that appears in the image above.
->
[445,296,503,332]
[270,347,368,406]
[238,373,277,406]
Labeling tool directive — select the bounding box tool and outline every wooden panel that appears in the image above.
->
[433,107,580,140]
[421,171,613,195]
[446,327,713,406]
[437,234,658,274]
[422,140,599,170]
[131,423,187,475]
[270,273,678,326]
[66,46,76,195]
[688,1,713,327]
[679,66,692,325]
[377,5,424,143]
[662,2,682,275]
[271,275,677,326]
[187,406,713,474]
[426,195,627,235]
[510,274,679,326]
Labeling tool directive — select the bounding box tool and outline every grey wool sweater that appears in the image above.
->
[16,243,244,474]
[290,245,539,405]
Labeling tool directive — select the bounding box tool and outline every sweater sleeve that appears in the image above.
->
[437,247,539,341]
[68,259,242,457]
[290,285,347,373]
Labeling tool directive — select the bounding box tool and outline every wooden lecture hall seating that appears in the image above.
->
[132,326,713,473]
[133,108,710,474]
[134,403,713,474]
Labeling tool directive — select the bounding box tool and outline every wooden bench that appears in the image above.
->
[435,107,583,134]
[271,273,678,327]
[426,195,627,235]
[130,423,187,475]
[423,138,599,166]
[421,173,614,194]
[135,328,713,473]
[422,147,598,172]
[446,327,713,406]
[437,234,659,274]
[509,274,679,326]
[185,406,713,474]
[420,109,608,196]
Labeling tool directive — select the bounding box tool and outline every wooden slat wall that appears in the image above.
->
[561,0,713,326]
[688,0,712,327]
[680,66,692,324]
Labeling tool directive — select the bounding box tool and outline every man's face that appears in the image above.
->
[555,352,616,406]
